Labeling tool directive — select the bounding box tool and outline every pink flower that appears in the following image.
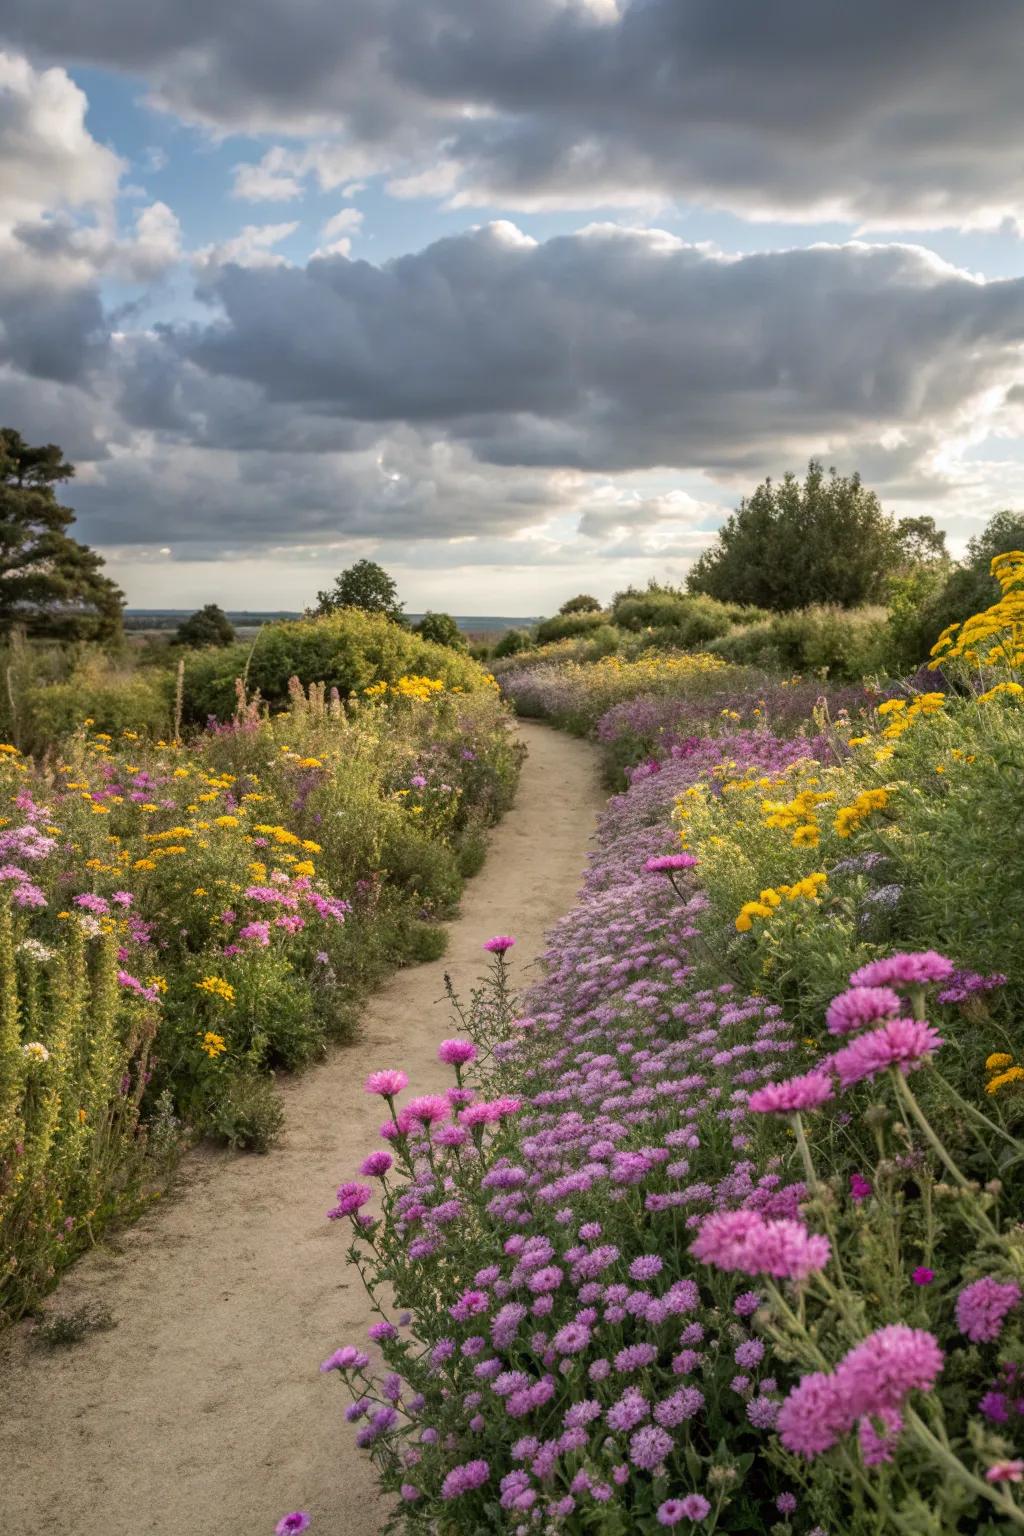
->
[460,1096,522,1127]
[826,986,902,1035]
[364,1069,408,1098]
[690,1209,830,1281]
[359,1151,393,1177]
[329,1182,373,1219]
[956,1277,1021,1343]
[438,1039,478,1066]
[645,854,699,872]
[828,1017,942,1089]
[858,1407,903,1466]
[747,1071,834,1115]
[986,1460,1024,1484]
[911,1267,934,1286]
[483,935,515,953]
[398,1094,450,1130]
[849,1173,872,1203]
[275,1514,311,1535]
[779,1327,941,1460]
[837,1325,944,1418]
[777,1372,852,1457]
[849,950,954,989]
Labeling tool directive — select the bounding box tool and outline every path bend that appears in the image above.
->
[0,722,603,1536]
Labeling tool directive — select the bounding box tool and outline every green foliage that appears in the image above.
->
[0,429,124,642]
[413,611,467,650]
[688,460,902,611]
[892,509,1024,668]
[558,593,602,615]
[612,583,765,646]
[491,627,533,659]
[179,608,492,722]
[174,604,236,648]
[706,604,893,680]
[534,609,609,644]
[33,1302,115,1348]
[314,558,404,622]
[207,1069,285,1153]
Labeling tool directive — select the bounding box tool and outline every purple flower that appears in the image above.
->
[628,1424,673,1470]
[483,935,515,953]
[690,1209,830,1281]
[912,1267,934,1286]
[440,1459,490,1499]
[275,1514,310,1534]
[849,1173,873,1203]
[645,854,699,872]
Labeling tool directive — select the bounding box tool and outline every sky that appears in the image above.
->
[1,2,1024,615]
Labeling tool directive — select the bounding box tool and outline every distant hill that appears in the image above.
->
[124,610,537,636]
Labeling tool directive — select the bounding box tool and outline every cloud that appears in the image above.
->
[172,223,1024,479]
[5,2,1024,226]
[194,221,299,272]
[0,53,181,382]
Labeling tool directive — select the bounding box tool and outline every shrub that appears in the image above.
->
[208,1069,285,1152]
[706,605,893,679]
[179,609,493,722]
[413,612,467,650]
[491,628,533,659]
[534,610,610,645]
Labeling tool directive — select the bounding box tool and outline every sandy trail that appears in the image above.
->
[0,722,603,1536]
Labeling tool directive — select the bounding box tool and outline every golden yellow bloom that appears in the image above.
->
[147,975,168,994]
[986,1053,1013,1072]
[193,887,208,897]
[196,976,235,1003]
[791,823,820,847]
[986,1067,1024,1096]
[133,858,157,871]
[292,860,315,877]
[199,1031,228,1059]
[214,814,240,828]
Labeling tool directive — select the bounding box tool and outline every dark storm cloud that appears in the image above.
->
[4,0,1024,222]
[171,226,1024,474]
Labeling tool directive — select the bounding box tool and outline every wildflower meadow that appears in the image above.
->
[315,555,1024,1534]
[0,629,522,1323]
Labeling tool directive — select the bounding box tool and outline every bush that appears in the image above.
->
[413,612,467,650]
[492,628,532,659]
[208,1069,284,1153]
[178,608,493,722]
[534,610,610,645]
[706,605,893,679]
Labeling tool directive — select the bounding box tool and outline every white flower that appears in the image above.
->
[77,915,102,938]
[18,938,54,962]
[22,1041,50,1063]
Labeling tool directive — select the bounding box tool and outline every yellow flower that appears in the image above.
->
[193,887,208,897]
[215,814,240,828]
[199,1031,228,1059]
[791,823,820,847]
[986,1053,1013,1072]
[78,1108,88,1124]
[147,975,168,994]
[196,976,235,1003]
[848,735,870,746]
[986,1067,1024,1095]
[134,858,157,871]
[292,860,315,877]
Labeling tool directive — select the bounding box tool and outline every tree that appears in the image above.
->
[175,603,236,648]
[686,461,901,611]
[315,559,403,622]
[892,515,949,572]
[558,593,602,615]
[899,508,1024,666]
[0,428,124,641]
[413,611,467,650]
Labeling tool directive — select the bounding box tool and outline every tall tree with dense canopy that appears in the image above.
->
[687,461,900,611]
[0,429,124,641]
[314,559,404,622]
[175,603,236,648]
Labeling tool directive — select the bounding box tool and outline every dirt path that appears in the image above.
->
[0,722,603,1536]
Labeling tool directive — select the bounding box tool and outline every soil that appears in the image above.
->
[0,722,604,1536]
